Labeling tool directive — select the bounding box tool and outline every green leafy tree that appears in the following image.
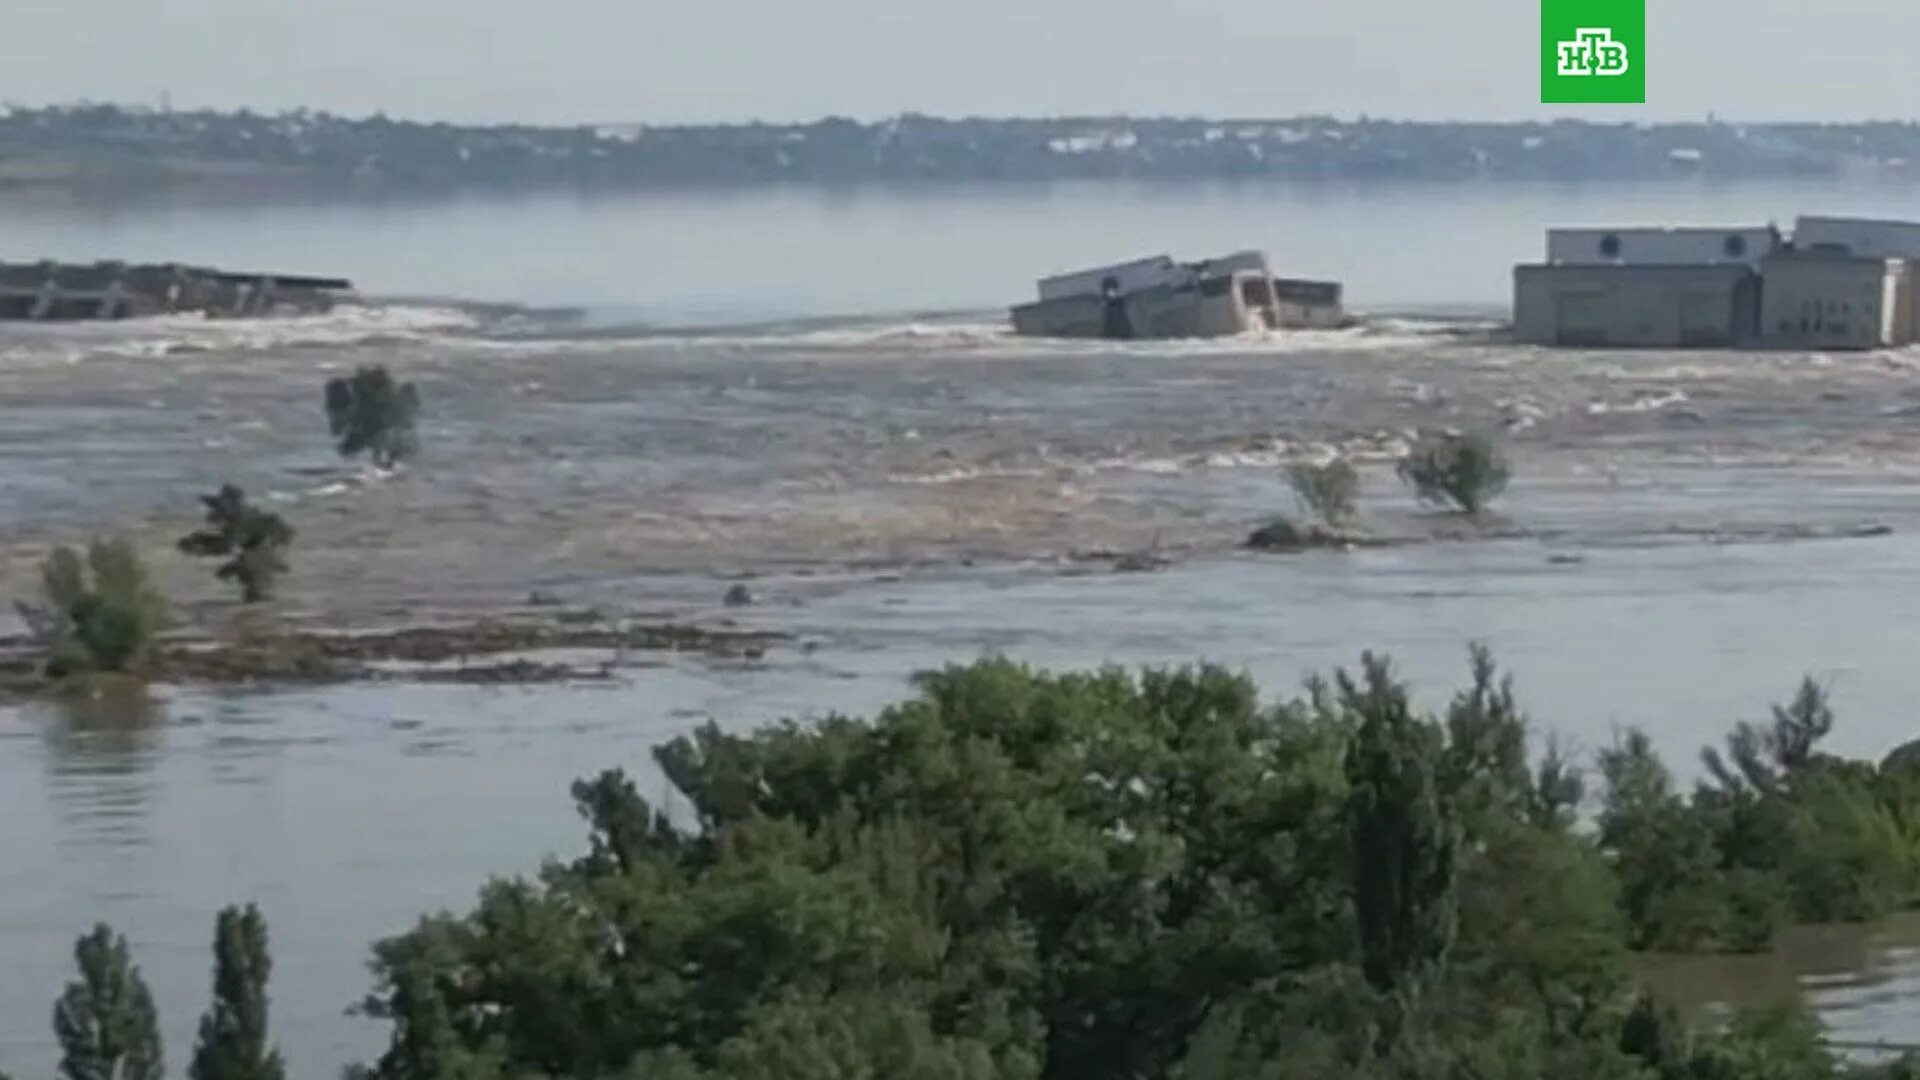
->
[1395,430,1510,515]
[325,365,421,468]
[1454,819,1629,1042]
[646,993,1012,1080]
[36,538,170,676]
[1341,654,1459,1004]
[1597,729,1757,951]
[1693,679,1913,928]
[190,904,286,1080]
[1701,677,1835,797]
[1780,770,1909,923]
[339,652,1920,1080]
[178,486,296,603]
[54,923,164,1080]
[1618,991,1702,1079]
[354,916,515,1080]
[357,658,1363,1080]
[1528,734,1587,834]
[1439,643,1532,827]
[1685,1006,1839,1080]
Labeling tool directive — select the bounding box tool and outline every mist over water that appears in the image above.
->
[8,179,1920,1072]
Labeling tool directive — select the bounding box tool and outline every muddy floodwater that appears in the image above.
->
[10,181,1920,1072]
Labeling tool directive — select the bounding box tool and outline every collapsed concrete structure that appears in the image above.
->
[0,260,353,320]
[1513,216,1920,350]
[1011,251,1346,339]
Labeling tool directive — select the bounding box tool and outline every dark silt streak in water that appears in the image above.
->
[12,181,1920,1070]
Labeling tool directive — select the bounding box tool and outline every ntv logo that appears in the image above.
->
[1541,0,1644,103]
[1556,28,1629,77]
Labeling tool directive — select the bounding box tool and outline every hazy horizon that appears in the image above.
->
[0,0,1913,127]
[14,100,1920,130]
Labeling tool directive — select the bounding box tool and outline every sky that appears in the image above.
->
[0,0,1912,125]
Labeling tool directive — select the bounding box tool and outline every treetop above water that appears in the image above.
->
[17,648,1916,1080]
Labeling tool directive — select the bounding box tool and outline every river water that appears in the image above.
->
[8,180,1920,1072]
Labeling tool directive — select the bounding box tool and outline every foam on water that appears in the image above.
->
[0,303,483,366]
[0,298,1485,371]
[885,432,1415,487]
[462,309,1481,360]
[1585,389,1691,416]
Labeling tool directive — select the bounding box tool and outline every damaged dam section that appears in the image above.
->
[0,260,353,320]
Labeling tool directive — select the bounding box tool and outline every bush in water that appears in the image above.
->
[1287,457,1361,527]
[35,537,170,677]
[324,365,420,469]
[1396,430,1510,515]
[178,485,296,604]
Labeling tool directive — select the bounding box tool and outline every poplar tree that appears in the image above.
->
[53,924,164,1080]
[1342,654,1460,998]
[189,904,286,1080]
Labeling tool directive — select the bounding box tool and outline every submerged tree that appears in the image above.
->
[1287,457,1361,527]
[189,904,286,1080]
[54,924,164,1080]
[36,537,171,676]
[324,365,420,468]
[1395,430,1510,515]
[178,485,295,603]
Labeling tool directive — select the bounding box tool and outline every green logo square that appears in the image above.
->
[1542,0,1645,103]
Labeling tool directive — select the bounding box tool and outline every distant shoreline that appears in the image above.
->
[5,104,1920,194]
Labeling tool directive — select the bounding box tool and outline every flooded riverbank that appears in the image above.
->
[1644,914,1920,1056]
[11,180,1920,1073]
[9,526,1920,1072]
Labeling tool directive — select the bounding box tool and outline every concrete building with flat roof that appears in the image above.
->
[1515,214,1920,350]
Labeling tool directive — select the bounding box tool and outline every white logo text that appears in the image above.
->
[1556,27,1630,76]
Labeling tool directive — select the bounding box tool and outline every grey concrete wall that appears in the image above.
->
[1547,227,1776,266]
[1011,294,1104,337]
[1013,285,1206,339]
[1126,285,1207,337]
[1014,272,1338,338]
[1757,255,1901,349]
[1899,263,1919,346]
[1512,264,1757,347]
[1794,217,1920,260]
[1274,300,1346,328]
[1037,255,1178,303]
